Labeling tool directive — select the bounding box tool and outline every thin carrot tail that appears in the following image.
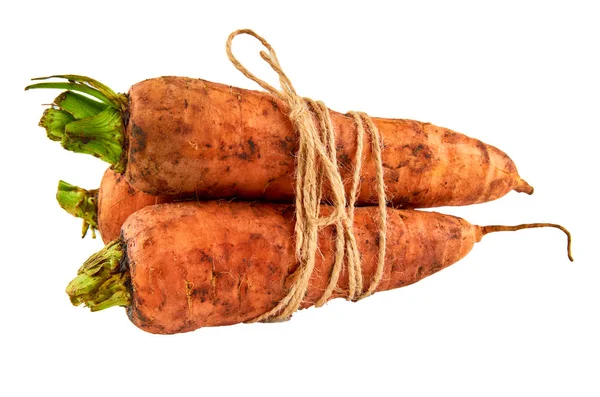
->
[481,223,573,262]
[514,178,534,195]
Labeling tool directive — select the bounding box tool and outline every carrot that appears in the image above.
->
[27,74,532,209]
[57,168,172,242]
[65,201,571,335]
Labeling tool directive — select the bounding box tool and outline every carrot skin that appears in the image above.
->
[122,201,482,334]
[96,169,172,243]
[124,77,531,207]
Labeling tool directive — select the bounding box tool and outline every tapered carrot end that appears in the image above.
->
[481,223,573,262]
[514,178,534,195]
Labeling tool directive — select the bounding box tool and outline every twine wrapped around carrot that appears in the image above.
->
[225,29,388,322]
[32,29,573,335]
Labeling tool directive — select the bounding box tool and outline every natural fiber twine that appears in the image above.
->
[226,29,387,322]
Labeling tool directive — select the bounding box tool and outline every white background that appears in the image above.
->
[1,1,598,396]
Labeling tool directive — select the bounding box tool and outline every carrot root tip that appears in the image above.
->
[481,223,573,262]
[515,179,534,195]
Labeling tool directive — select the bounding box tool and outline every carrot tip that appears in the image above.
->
[515,178,534,195]
[481,223,573,262]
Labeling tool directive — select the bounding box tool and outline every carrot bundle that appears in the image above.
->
[28,28,571,334]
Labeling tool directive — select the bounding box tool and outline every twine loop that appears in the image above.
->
[226,29,387,322]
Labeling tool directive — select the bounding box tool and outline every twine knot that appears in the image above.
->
[226,29,388,322]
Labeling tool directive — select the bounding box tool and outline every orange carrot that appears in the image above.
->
[66,201,570,335]
[28,75,532,209]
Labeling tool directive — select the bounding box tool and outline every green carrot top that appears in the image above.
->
[26,75,128,172]
[56,180,99,238]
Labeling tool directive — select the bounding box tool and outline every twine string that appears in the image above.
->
[225,29,387,322]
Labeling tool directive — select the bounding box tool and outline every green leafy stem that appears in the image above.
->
[26,75,128,172]
[56,180,99,238]
[66,239,131,311]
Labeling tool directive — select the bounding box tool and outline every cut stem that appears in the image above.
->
[481,223,573,262]
[26,75,128,172]
[62,107,126,171]
[66,239,130,311]
[56,180,98,238]
[26,82,115,107]
[32,74,127,110]
[54,91,108,119]
[39,109,74,141]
